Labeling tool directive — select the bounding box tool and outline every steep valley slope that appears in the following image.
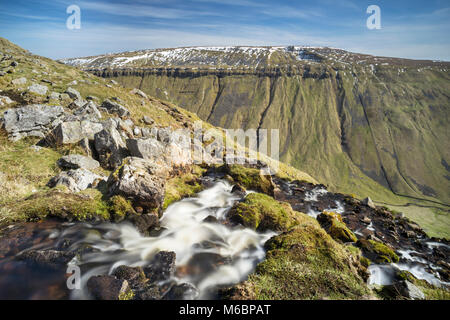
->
[63,46,450,238]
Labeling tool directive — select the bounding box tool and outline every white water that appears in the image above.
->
[69,180,276,299]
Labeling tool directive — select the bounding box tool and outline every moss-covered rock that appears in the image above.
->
[222,213,373,300]
[223,165,274,195]
[109,195,137,222]
[317,211,357,243]
[357,239,399,264]
[6,187,110,222]
[227,193,299,232]
[162,166,205,209]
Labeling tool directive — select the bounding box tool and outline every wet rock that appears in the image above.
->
[163,283,199,300]
[3,104,64,141]
[129,213,159,235]
[203,215,219,223]
[57,154,100,170]
[87,275,132,300]
[362,197,376,209]
[136,285,161,300]
[27,83,48,95]
[144,251,176,283]
[107,157,166,212]
[112,265,146,287]
[17,249,75,268]
[94,124,129,169]
[231,184,246,197]
[52,120,103,145]
[48,168,102,192]
[100,99,130,117]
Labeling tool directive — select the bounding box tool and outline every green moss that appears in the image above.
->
[109,195,137,222]
[357,239,399,263]
[228,193,300,232]
[4,188,111,222]
[118,288,135,301]
[223,214,373,300]
[319,211,357,243]
[162,166,205,209]
[224,165,274,195]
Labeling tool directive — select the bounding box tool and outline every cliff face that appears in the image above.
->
[64,46,450,207]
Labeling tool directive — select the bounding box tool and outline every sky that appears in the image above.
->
[0,0,449,60]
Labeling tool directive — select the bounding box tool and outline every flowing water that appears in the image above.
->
[0,179,276,299]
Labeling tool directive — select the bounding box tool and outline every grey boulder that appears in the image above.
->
[100,99,130,117]
[27,83,48,95]
[52,120,103,145]
[57,154,100,170]
[48,168,102,192]
[3,104,64,141]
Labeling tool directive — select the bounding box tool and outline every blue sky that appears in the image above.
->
[0,0,449,60]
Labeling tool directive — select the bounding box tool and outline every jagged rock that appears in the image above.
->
[112,266,146,287]
[48,168,102,192]
[52,120,103,145]
[27,83,48,95]
[87,275,132,300]
[11,77,26,85]
[362,197,376,209]
[131,88,148,99]
[17,249,76,268]
[129,213,159,235]
[126,138,166,164]
[391,280,425,300]
[94,125,129,169]
[142,116,154,125]
[72,101,102,121]
[3,104,64,141]
[317,212,357,243]
[49,92,60,100]
[231,184,247,197]
[65,87,81,100]
[107,157,166,211]
[57,154,100,170]
[0,95,14,106]
[100,99,130,117]
[143,251,176,283]
[68,98,87,110]
[163,283,198,300]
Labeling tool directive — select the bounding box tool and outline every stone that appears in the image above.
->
[17,249,75,268]
[57,154,100,170]
[129,213,159,235]
[52,120,103,145]
[131,88,148,99]
[142,116,154,125]
[392,280,425,300]
[11,77,27,85]
[0,95,14,106]
[10,61,18,67]
[72,101,102,121]
[107,157,166,211]
[65,87,82,100]
[163,283,198,300]
[94,125,129,169]
[126,138,166,165]
[3,104,64,141]
[100,99,130,117]
[143,251,176,283]
[27,83,48,95]
[48,168,102,192]
[87,275,132,300]
[362,197,376,209]
[112,265,146,287]
[68,98,87,110]
[49,92,60,100]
